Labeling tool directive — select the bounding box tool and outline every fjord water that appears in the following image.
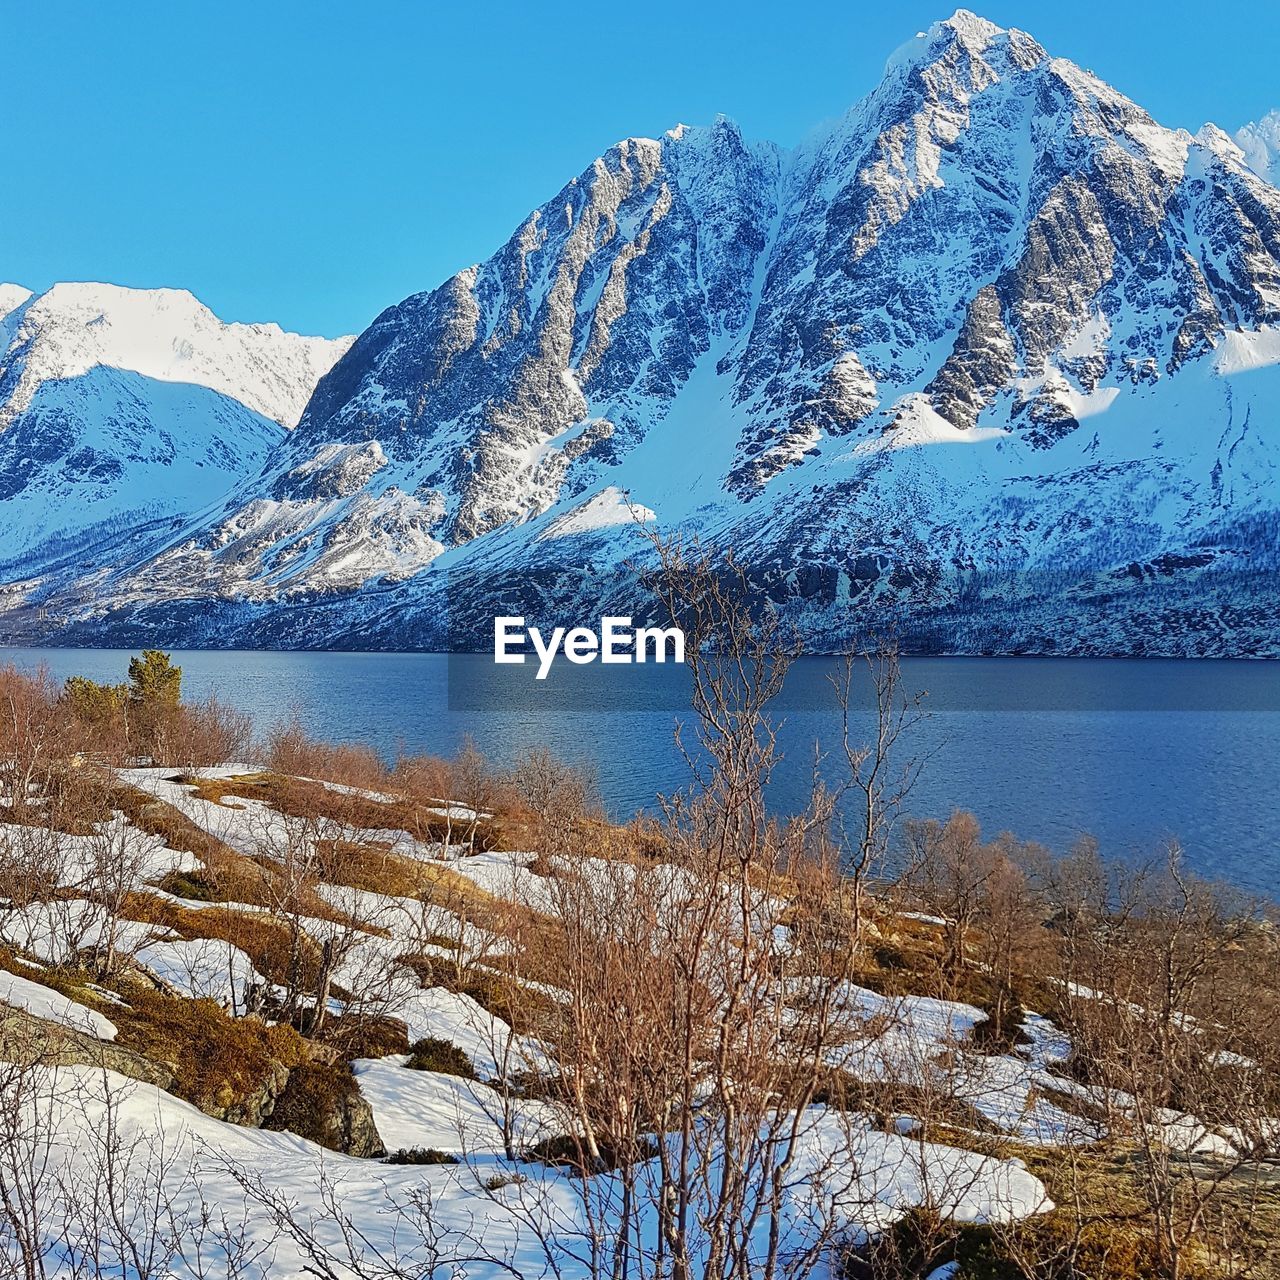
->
[7,649,1279,898]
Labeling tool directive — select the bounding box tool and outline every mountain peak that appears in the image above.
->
[879,7,1045,95]
[2,280,354,430]
[938,8,1004,46]
[0,284,33,323]
[1236,109,1280,184]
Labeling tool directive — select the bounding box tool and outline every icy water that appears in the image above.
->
[5,648,1279,898]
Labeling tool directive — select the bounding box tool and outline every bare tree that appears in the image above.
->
[1040,843,1280,1280]
[829,644,927,944]
[0,666,69,825]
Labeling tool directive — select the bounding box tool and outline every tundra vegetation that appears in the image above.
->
[0,557,1277,1279]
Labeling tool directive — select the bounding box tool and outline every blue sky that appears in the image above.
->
[4,1,1277,337]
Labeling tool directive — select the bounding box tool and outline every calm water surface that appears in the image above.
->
[5,648,1278,897]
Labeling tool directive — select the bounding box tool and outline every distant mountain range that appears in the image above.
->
[0,284,351,591]
[4,10,1280,655]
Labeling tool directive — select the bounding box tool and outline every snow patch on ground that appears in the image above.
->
[134,938,261,1009]
[0,969,117,1040]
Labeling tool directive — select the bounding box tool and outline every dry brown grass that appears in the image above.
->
[1001,1144,1280,1280]
[116,890,335,993]
[315,1012,411,1061]
[397,951,561,1038]
[179,771,507,851]
[109,782,284,907]
[110,986,308,1117]
[313,837,439,898]
[173,905,327,990]
[0,947,120,1017]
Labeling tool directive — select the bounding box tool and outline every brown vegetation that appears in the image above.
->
[110,987,307,1120]
[2,605,1278,1280]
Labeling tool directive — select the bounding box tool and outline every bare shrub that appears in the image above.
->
[261,716,388,791]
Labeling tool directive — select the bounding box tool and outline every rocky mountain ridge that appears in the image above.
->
[5,11,1280,654]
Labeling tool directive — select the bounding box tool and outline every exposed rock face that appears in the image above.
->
[262,1062,385,1158]
[9,10,1280,655]
[217,1059,292,1129]
[927,286,1015,430]
[0,1008,174,1090]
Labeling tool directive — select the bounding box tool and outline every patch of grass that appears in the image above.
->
[421,932,462,951]
[483,1173,527,1192]
[318,1013,411,1061]
[179,772,506,852]
[524,1132,661,1173]
[313,838,433,898]
[155,868,221,902]
[948,1212,1215,1280]
[109,782,237,864]
[169,774,257,809]
[812,1070,1004,1137]
[167,905,324,991]
[405,1036,476,1078]
[996,1143,1279,1280]
[384,1147,459,1166]
[110,987,307,1117]
[0,950,118,1013]
[108,782,300,910]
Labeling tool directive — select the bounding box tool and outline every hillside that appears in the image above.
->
[0,653,1276,1276]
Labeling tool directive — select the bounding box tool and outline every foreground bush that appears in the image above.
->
[405,1036,475,1078]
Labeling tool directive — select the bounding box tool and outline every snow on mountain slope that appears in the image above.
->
[0,367,285,572]
[1237,110,1280,185]
[0,284,32,322]
[0,284,354,581]
[0,282,353,430]
[12,11,1280,654]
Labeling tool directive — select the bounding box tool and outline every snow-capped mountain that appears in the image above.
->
[1237,110,1280,186]
[0,284,352,582]
[9,11,1280,654]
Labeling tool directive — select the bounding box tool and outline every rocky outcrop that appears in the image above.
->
[262,1062,385,1158]
[927,286,1016,429]
[217,1058,291,1129]
[0,1007,173,1090]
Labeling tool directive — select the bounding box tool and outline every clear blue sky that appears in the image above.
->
[3,1,1277,337]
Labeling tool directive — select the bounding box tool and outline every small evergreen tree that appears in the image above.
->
[62,675,130,757]
[127,650,182,708]
[63,675,128,722]
[121,650,183,763]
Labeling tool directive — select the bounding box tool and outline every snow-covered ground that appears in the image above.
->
[0,969,117,1040]
[3,1062,1051,1277]
[1,764,1267,1277]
